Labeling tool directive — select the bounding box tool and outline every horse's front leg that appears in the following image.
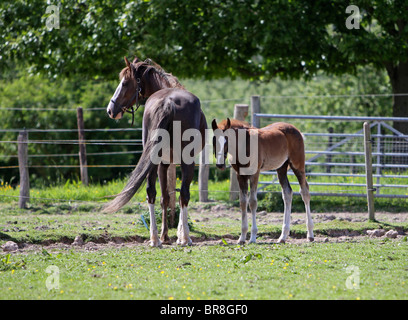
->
[146,167,162,248]
[158,163,171,244]
[237,175,249,245]
[248,172,260,243]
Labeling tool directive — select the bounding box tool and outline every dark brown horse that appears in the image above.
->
[212,118,314,244]
[104,57,207,247]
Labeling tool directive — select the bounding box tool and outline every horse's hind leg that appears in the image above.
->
[146,166,162,247]
[277,161,293,243]
[158,163,171,244]
[177,163,194,246]
[292,167,314,242]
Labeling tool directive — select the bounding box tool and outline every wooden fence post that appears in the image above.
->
[251,95,261,128]
[77,107,89,186]
[363,122,375,221]
[18,130,29,208]
[230,104,249,201]
[167,163,177,227]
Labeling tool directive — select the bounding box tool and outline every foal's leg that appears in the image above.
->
[146,167,162,247]
[158,163,171,244]
[237,175,249,245]
[176,163,194,246]
[277,162,293,243]
[292,168,314,242]
[248,172,260,243]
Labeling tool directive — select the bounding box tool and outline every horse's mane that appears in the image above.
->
[119,58,184,90]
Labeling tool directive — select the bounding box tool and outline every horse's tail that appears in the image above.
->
[102,99,174,213]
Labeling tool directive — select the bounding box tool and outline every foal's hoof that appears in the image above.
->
[308,237,314,242]
[150,240,163,248]
[176,238,192,247]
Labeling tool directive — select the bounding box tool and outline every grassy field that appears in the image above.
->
[1,238,408,300]
[1,179,408,300]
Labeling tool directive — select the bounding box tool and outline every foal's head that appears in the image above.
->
[211,118,232,170]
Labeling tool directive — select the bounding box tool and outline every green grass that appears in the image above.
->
[1,177,408,300]
[1,239,408,300]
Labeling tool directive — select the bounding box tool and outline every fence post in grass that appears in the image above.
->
[18,129,30,208]
[77,107,89,186]
[363,122,375,221]
[199,143,210,202]
[230,104,249,201]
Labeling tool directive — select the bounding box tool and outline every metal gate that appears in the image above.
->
[252,114,408,198]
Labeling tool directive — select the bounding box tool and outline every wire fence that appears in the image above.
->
[2,93,408,206]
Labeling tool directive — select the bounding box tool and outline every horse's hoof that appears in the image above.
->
[150,240,163,248]
[160,236,171,245]
[277,238,286,244]
[176,238,192,247]
[308,237,314,242]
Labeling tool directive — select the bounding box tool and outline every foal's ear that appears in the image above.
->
[124,56,131,68]
[211,119,218,131]
[226,118,231,129]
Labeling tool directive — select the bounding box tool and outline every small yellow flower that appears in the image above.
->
[60,290,64,294]
[11,270,15,274]
[169,296,174,300]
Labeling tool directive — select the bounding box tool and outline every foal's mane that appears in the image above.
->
[119,58,184,90]
[219,119,252,130]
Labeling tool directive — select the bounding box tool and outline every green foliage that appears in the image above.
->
[1,0,407,81]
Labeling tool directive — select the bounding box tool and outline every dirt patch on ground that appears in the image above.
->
[4,204,407,254]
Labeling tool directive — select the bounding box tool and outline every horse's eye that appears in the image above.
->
[122,80,129,87]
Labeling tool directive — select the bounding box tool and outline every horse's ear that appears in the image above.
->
[124,56,131,68]
[226,118,231,129]
[133,57,140,64]
[211,119,218,131]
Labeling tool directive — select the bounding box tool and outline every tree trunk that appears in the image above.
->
[386,62,408,166]
[386,62,408,134]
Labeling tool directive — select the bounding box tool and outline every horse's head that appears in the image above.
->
[211,118,232,170]
[106,57,149,120]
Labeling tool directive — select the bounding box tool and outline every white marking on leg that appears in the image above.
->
[301,187,314,241]
[248,190,258,244]
[278,187,292,243]
[148,203,162,247]
[177,205,191,246]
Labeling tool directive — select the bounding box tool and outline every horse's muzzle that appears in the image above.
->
[107,103,123,120]
[216,163,226,170]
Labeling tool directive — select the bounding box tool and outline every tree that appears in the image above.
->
[1,0,408,131]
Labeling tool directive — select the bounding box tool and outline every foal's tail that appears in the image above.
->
[102,100,174,213]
